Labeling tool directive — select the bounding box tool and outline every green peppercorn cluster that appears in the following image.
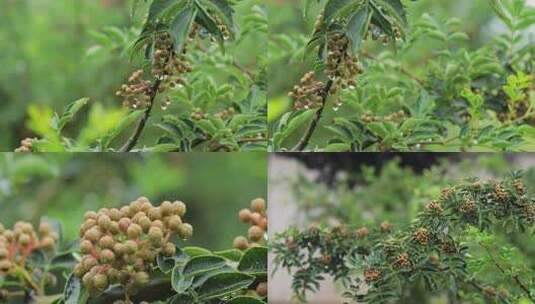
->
[74,197,193,295]
[0,221,58,274]
[360,110,406,124]
[116,69,152,109]
[233,198,267,250]
[117,33,192,111]
[272,174,535,303]
[325,33,362,84]
[212,14,231,40]
[14,137,36,152]
[288,72,325,110]
[151,34,192,90]
[215,107,237,120]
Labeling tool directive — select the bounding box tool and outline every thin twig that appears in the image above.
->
[120,79,162,152]
[480,242,533,300]
[291,79,335,152]
[291,45,348,152]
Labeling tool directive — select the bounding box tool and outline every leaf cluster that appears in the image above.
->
[271,173,535,303]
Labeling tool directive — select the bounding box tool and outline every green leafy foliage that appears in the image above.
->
[0,153,268,303]
[269,0,535,151]
[10,0,266,152]
[1,214,267,304]
[271,172,535,303]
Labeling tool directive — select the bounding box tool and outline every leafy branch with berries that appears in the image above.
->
[15,0,267,152]
[271,173,535,303]
[269,0,535,152]
[0,197,268,304]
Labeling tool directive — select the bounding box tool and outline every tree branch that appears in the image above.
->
[119,79,162,152]
[291,79,334,152]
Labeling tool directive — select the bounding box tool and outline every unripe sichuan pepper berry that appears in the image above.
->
[289,71,325,110]
[494,183,508,202]
[233,236,249,250]
[364,269,381,283]
[393,253,411,268]
[0,221,58,280]
[233,198,267,250]
[379,221,393,233]
[513,179,525,194]
[255,282,268,297]
[459,198,477,214]
[14,138,36,152]
[412,228,430,245]
[425,201,444,215]
[355,227,369,239]
[75,197,193,298]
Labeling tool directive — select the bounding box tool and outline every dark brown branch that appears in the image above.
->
[291,79,335,152]
[119,79,161,152]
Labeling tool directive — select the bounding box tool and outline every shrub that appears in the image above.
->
[15,0,267,152]
[271,172,535,303]
[270,0,535,152]
[0,197,267,304]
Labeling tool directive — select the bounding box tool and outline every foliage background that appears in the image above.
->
[267,0,535,149]
[268,153,535,303]
[0,0,265,151]
[0,152,267,250]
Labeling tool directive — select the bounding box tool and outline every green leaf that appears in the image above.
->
[100,110,144,149]
[194,0,225,43]
[196,119,219,136]
[64,274,88,304]
[324,142,351,152]
[203,0,236,38]
[182,255,227,277]
[169,4,197,53]
[172,266,195,293]
[346,4,372,54]
[52,98,90,132]
[367,122,389,138]
[227,296,267,304]
[146,143,180,152]
[147,0,178,24]
[237,247,267,279]
[183,246,213,257]
[370,1,394,37]
[324,0,354,24]
[276,110,315,146]
[197,272,255,300]
[213,249,244,262]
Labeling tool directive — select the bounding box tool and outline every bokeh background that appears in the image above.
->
[267,0,535,146]
[268,153,535,303]
[0,0,262,151]
[0,152,267,250]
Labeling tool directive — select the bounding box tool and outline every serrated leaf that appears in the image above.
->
[52,98,89,132]
[238,247,267,279]
[64,274,88,304]
[213,249,244,262]
[346,4,372,54]
[169,4,197,53]
[183,246,213,257]
[183,255,227,277]
[100,110,144,149]
[197,272,255,300]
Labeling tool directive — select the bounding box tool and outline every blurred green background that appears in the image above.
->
[0,0,263,151]
[0,152,267,250]
[267,0,510,143]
